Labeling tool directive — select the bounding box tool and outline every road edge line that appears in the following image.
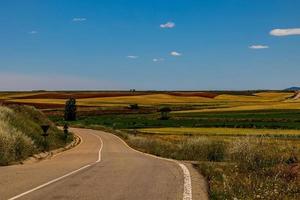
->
[178,163,193,200]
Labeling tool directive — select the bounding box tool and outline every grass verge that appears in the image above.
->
[0,105,73,165]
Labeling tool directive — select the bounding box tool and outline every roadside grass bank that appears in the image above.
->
[0,105,73,165]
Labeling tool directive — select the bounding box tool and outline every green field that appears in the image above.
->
[52,109,300,131]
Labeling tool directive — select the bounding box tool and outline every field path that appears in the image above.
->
[0,128,207,200]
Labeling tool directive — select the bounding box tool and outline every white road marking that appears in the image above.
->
[108,131,193,200]
[8,165,91,200]
[89,132,103,163]
[8,130,103,200]
[178,163,193,200]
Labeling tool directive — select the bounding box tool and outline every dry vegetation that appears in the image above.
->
[0,105,72,165]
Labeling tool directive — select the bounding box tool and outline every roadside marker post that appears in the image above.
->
[63,123,69,142]
[40,125,50,151]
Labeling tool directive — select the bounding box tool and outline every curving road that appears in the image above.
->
[0,128,207,200]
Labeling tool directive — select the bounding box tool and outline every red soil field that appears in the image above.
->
[12,92,149,99]
[2,101,65,109]
[12,91,218,100]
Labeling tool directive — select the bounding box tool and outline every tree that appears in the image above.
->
[129,104,139,110]
[159,107,171,120]
[64,98,77,121]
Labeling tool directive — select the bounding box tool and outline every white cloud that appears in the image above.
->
[153,58,164,62]
[170,51,182,56]
[72,18,87,22]
[160,22,175,29]
[28,31,38,34]
[127,55,138,59]
[249,45,269,49]
[270,28,300,36]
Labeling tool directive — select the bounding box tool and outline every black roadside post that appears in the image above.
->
[40,125,50,151]
[63,123,69,142]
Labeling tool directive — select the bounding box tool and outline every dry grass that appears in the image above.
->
[0,105,70,165]
[0,107,35,165]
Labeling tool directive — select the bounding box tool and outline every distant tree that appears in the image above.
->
[159,107,171,120]
[129,104,139,110]
[64,98,77,121]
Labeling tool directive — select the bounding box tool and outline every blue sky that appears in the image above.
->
[0,0,300,91]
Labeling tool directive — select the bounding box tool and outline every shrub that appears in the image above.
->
[0,105,69,165]
[129,104,139,110]
[0,122,34,165]
[158,107,171,120]
[179,137,211,160]
[207,141,226,162]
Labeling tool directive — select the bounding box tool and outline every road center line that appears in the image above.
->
[89,132,103,163]
[8,130,103,200]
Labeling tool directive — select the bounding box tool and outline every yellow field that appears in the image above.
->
[6,94,213,106]
[254,92,293,100]
[77,94,214,106]
[175,102,300,113]
[2,91,299,112]
[138,127,300,137]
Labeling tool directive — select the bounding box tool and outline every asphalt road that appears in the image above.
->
[0,128,207,200]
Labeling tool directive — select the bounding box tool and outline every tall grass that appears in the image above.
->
[126,134,226,162]
[195,138,299,199]
[0,105,71,165]
[0,107,33,164]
